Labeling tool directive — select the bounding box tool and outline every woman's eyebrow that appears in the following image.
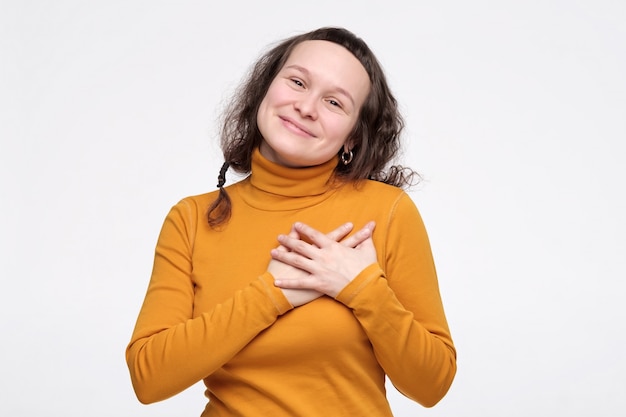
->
[284,64,355,106]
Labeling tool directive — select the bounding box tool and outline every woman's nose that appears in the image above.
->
[294,93,318,120]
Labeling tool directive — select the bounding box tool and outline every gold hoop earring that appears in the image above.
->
[341,150,354,165]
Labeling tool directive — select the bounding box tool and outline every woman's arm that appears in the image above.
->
[272,193,456,407]
[126,201,373,404]
[336,193,456,407]
[125,200,292,404]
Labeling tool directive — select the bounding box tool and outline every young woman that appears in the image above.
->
[126,27,456,416]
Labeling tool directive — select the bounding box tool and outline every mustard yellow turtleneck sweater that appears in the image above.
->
[126,149,456,416]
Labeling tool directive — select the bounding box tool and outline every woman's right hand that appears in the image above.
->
[267,222,373,307]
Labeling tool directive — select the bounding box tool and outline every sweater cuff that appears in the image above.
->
[257,271,294,315]
[335,263,385,306]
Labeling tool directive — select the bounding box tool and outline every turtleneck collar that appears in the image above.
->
[236,148,341,211]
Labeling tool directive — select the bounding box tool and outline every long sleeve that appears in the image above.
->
[127,152,456,416]
[125,199,293,404]
[335,192,456,407]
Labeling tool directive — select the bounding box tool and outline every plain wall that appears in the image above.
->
[1,1,625,415]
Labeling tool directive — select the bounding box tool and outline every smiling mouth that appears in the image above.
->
[280,117,314,137]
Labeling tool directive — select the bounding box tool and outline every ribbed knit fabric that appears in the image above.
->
[126,148,456,416]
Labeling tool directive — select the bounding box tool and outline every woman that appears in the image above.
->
[126,27,456,416]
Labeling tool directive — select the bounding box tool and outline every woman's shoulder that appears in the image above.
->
[338,179,415,211]
[176,189,219,205]
[176,179,248,207]
[350,179,408,199]
[164,189,220,218]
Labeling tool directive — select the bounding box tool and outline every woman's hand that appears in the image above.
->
[267,224,320,307]
[271,221,377,298]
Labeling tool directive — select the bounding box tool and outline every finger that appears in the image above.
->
[274,277,318,289]
[325,222,354,242]
[340,221,376,248]
[356,236,376,252]
[276,232,316,258]
[288,223,301,239]
[293,222,334,248]
[275,224,301,252]
[270,246,315,271]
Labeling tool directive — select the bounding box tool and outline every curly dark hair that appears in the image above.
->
[208,27,418,228]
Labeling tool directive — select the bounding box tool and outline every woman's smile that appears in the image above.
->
[279,116,315,138]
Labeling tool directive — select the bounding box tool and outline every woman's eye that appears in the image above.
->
[328,99,342,108]
[291,79,304,87]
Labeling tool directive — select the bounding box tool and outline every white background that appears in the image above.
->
[1,1,625,415]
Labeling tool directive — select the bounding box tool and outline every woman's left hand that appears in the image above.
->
[271,221,377,297]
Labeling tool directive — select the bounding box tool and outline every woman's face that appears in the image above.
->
[257,40,370,168]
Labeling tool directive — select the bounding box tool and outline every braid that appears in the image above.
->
[208,162,232,228]
[217,161,230,187]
